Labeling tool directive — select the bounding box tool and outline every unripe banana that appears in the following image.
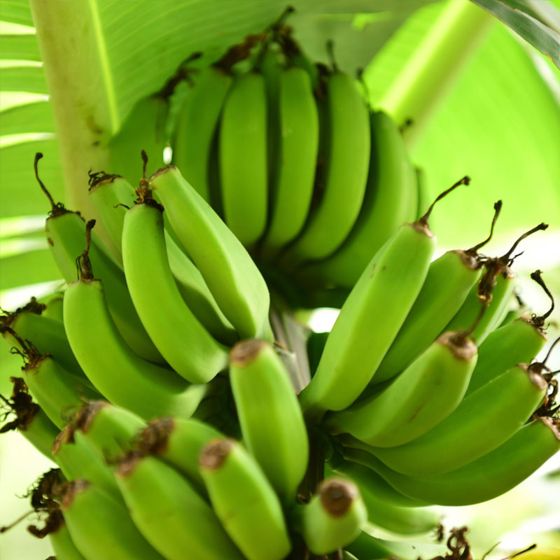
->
[288,70,370,260]
[219,72,268,245]
[115,453,243,560]
[373,249,482,384]
[64,276,207,420]
[229,339,308,500]
[371,363,548,475]
[199,438,292,560]
[149,165,271,339]
[328,332,477,447]
[48,516,86,560]
[309,111,417,287]
[135,416,221,488]
[122,200,228,383]
[297,478,367,555]
[61,480,165,560]
[299,221,436,418]
[173,66,233,202]
[365,418,560,506]
[263,66,319,252]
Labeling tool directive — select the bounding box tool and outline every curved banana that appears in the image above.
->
[299,221,436,419]
[466,316,546,395]
[63,276,207,420]
[288,71,370,261]
[0,377,58,458]
[328,331,477,447]
[21,352,99,429]
[122,200,228,383]
[366,418,560,506]
[297,478,367,555]
[219,72,268,245]
[372,363,548,475]
[199,438,292,560]
[61,480,165,560]
[308,111,417,287]
[149,165,271,339]
[46,210,164,363]
[115,453,243,560]
[263,66,319,252]
[229,339,308,500]
[374,249,482,384]
[42,293,65,322]
[173,66,233,202]
[88,172,236,344]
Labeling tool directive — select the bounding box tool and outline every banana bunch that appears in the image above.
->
[1,17,559,560]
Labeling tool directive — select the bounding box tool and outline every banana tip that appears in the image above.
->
[199,438,235,470]
[318,478,357,518]
[230,339,267,366]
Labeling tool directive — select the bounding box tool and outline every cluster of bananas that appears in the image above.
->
[1,23,559,560]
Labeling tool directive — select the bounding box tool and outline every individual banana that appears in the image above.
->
[61,480,165,560]
[219,71,268,245]
[328,331,477,447]
[0,377,58,458]
[134,416,222,488]
[287,69,370,261]
[466,315,547,395]
[173,65,233,202]
[41,292,65,322]
[371,363,548,475]
[364,417,560,506]
[63,259,207,420]
[199,438,292,560]
[88,171,236,343]
[149,165,272,339]
[307,111,418,287]
[229,339,308,500]
[262,65,319,252]
[373,248,482,384]
[115,452,243,560]
[298,219,437,419]
[45,209,164,363]
[296,478,367,555]
[52,426,120,497]
[122,197,228,383]
[48,516,86,560]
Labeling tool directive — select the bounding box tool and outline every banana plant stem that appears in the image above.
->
[379,0,493,147]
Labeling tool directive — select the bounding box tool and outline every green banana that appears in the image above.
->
[199,438,292,560]
[288,70,370,261]
[173,65,233,202]
[0,377,58,458]
[328,331,477,447]
[48,516,86,560]
[52,426,120,496]
[297,478,367,555]
[115,453,243,560]
[122,199,228,383]
[63,271,206,420]
[42,293,65,322]
[46,210,164,363]
[371,363,548,475]
[61,480,165,560]
[219,71,268,245]
[299,221,437,418]
[373,248,482,384]
[365,418,560,506]
[66,401,145,461]
[229,339,308,500]
[149,165,271,339]
[88,171,236,344]
[263,65,319,252]
[135,416,221,488]
[466,316,547,395]
[307,111,418,287]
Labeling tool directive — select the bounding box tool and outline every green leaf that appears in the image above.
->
[472,0,560,66]
[0,65,47,93]
[0,34,40,60]
[0,101,53,135]
[0,0,34,27]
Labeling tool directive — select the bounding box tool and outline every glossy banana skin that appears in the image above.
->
[371,364,548,475]
[299,223,436,417]
[122,202,228,383]
[48,519,86,560]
